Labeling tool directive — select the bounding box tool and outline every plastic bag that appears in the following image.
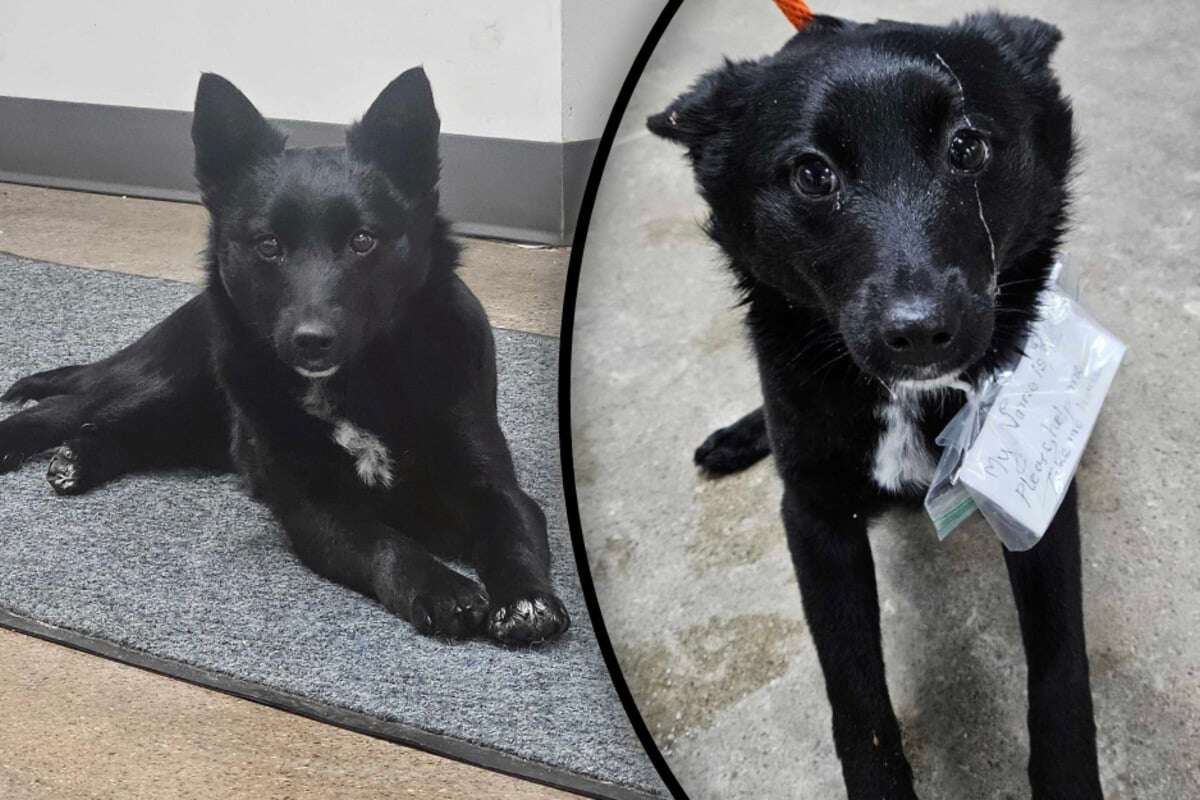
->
[924,258,1126,551]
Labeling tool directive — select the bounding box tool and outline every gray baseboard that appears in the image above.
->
[0,96,597,246]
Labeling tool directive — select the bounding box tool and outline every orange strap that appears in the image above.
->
[774,0,814,30]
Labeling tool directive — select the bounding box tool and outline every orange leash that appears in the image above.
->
[774,0,814,30]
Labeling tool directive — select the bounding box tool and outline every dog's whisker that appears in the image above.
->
[784,330,844,371]
[796,343,845,374]
[812,350,851,374]
[813,352,854,393]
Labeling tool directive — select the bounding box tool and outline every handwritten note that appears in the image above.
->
[956,292,1125,540]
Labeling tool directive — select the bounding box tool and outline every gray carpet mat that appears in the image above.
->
[0,254,661,800]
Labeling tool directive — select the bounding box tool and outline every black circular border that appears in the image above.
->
[558,2,693,799]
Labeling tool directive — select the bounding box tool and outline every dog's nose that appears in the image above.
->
[292,323,335,359]
[879,301,959,362]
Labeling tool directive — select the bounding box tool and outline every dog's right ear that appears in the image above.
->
[647,59,760,159]
[192,74,285,204]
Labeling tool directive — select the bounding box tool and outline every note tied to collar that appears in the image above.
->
[925,261,1126,551]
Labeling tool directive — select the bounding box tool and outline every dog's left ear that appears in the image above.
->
[347,67,441,196]
[963,12,1063,75]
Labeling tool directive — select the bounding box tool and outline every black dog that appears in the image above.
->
[650,13,1100,799]
[0,69,569,646]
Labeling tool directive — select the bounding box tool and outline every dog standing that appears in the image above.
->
[0,69,569,646]
[650,13,1101,798]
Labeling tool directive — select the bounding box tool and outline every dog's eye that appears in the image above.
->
[349,231,376,255]
[255,236,282,260]
[792,155,839,198]
[949,130,991,173]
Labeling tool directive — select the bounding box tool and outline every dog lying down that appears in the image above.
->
[0,69,569,647]
[650,12,1101,799]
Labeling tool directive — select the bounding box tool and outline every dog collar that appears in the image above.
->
[774,0,814,30]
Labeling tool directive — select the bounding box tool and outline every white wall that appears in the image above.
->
[561,0,666,142]
[0,0,661,143]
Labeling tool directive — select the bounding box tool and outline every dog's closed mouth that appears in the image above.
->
[295,365,341,379]
[893,373,971,393]
[861,357,977,389]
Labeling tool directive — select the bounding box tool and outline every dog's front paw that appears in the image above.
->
[487,591,570,646]
[46,442,87,495]
[1,375,44,405]
[410,575,490,640]
[694,412,770,476]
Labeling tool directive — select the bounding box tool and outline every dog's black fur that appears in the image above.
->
[0,69,569,646]
[650,13,1100,799]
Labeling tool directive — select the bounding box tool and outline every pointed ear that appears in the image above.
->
[191,73,285,203]
[963,13,1063,74]
[647,58,761,158]
[347,67,441,196]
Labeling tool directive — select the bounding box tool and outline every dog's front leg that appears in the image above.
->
[469,483,570,645]
[783,488,917,800]
[1004,481,1103,799]
[0,395,86,474]
[273,496,490,638]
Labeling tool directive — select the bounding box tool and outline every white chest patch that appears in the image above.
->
[302,382,395,489]
[332,421,396,488]
[871,392,936,493]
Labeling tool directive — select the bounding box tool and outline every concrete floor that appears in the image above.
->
[571,1,1200,798]
[0,182,575,799]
